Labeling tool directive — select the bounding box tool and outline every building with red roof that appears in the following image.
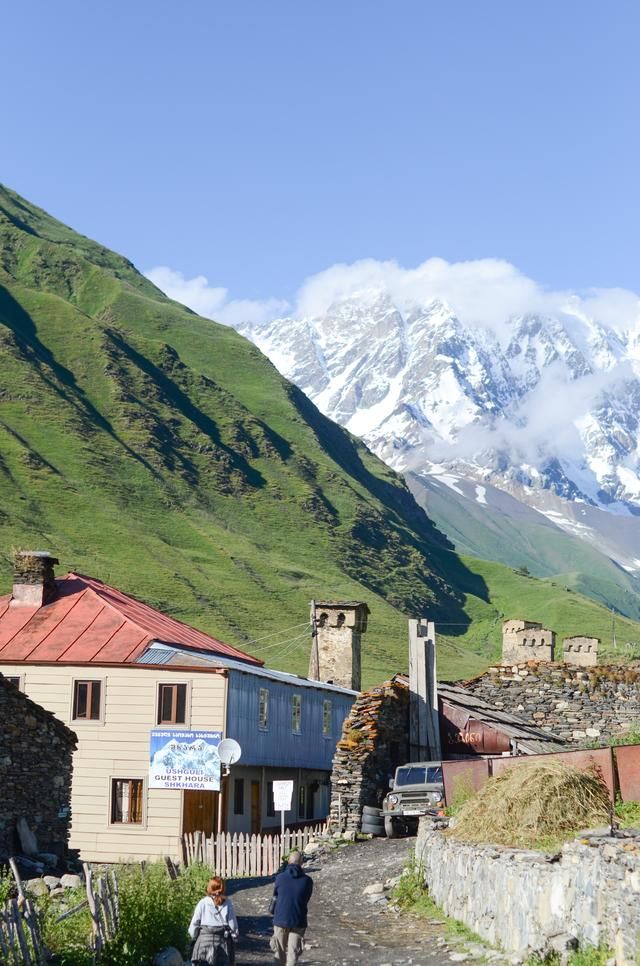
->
[1,552,357,861]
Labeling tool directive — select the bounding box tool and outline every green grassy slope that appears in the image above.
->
[1,185,639,686]
[408,472,640,621]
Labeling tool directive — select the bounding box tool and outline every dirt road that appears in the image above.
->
[226,836,452,965]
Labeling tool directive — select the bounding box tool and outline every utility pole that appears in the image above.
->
[308,599,320,680]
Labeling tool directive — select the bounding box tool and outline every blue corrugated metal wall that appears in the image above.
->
[225,670,354,769]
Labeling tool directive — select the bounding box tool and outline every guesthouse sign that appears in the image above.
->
[149,730,222,791]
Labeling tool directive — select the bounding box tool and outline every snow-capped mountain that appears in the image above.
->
[233,292,640,585]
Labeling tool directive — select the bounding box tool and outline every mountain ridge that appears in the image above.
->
[3,184,640,683]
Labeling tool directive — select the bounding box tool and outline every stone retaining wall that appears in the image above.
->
[416,821,640,964]
[462,661,640,742]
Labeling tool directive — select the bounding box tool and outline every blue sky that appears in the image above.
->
[3,0,639,318]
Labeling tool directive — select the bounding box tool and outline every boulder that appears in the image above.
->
[153,948,185,966]
[60,873,83,890]
[362,882,384,895]
[26,878,49,897]
[17,818,39,857]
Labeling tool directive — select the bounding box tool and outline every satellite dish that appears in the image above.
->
[218,738,242,765]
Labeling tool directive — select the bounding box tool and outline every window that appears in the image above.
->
[298,783,306,817]
[258,688,269,730]
[72,680,101,720]
[233,778,245,816]
[157,683,187,725]
[4,676,21,690]
[110,779,144,824]
[291,694,301,734]
[322,700,332,736]
[266,781,275,818]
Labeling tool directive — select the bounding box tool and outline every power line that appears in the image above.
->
[239,621,310,650]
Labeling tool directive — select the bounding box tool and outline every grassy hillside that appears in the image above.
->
[1,185,639,686]
[408,472,640,622]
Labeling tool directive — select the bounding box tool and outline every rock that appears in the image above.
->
[586,728,601,738]
[60,873,82,889]
[343,830,357,842]
[50,887,66,898]
[17,818,39,857]
[304,841,321,853]
[450,954,469,962]
[43,875,61,889]
[26,878,49,897]
[153,949,184,966]
[363,882,385,895]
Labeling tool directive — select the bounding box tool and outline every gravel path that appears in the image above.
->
[226,836,454,966]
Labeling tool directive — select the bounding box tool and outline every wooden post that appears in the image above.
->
[408,619,441,761]
[308,600,320,680]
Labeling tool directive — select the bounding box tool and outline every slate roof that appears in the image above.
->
[0,573,262,667]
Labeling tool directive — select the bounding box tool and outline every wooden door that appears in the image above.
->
[250,781,261,834]
[182,790,218,835]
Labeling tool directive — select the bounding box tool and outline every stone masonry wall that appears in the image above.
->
[0,674,77,861]
[416,822,640,964]
[462,661,640,743]
[329,676,409,833]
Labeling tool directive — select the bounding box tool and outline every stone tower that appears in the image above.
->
[308,601,369,692]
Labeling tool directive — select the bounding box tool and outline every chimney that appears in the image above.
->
[309,600,369,691]
[11,551,59,607]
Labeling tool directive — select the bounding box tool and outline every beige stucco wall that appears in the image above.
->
[1,663,225,862]
[563,636,599,667]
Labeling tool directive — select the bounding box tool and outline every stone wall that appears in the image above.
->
[416,822,640,963]
[0,674,76,861]
[502,621,555,663]
[328,676,409,832]
[563,636,599,667]
[462,661,640,743]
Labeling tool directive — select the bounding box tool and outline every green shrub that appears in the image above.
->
[99,862,211,966]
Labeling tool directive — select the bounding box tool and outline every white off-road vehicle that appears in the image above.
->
[381,761,444,837]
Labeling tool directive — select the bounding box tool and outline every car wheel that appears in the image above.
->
[384,815,399,838]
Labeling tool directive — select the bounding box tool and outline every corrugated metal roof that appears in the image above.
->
[0,573,262,667]
[438,682,565,754]
[136,643,358,696]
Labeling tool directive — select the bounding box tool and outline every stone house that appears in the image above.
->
[0,552,356,861]
[0,672,76,863]
[502,619,556,663]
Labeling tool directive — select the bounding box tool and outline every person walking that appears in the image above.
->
[270,850,314,966]
[189,876,239,965]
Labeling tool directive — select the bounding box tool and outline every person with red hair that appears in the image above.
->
[189,876,239,965]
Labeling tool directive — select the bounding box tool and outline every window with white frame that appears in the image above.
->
[110,778,144,824]
[322,699,332,736]
[291,693,301,733]
[258,688,269,730]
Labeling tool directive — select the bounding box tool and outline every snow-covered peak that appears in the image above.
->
[234,294,640,513]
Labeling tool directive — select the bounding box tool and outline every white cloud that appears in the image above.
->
[147,258,640,336]
[145,266,289,327]
[294,257,640,334]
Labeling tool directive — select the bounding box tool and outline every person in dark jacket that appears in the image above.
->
[269,851,313,965]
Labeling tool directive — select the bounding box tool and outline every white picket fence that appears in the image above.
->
[182,824,327,877]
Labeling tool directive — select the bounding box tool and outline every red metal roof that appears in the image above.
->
[0,572,262,666]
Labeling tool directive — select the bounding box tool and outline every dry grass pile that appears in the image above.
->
[448,759,611,850]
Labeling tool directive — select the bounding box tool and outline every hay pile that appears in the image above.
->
[448,759,611,849]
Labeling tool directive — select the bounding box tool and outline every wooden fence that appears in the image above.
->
[0,858,119,965]
[182,824,327,876]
